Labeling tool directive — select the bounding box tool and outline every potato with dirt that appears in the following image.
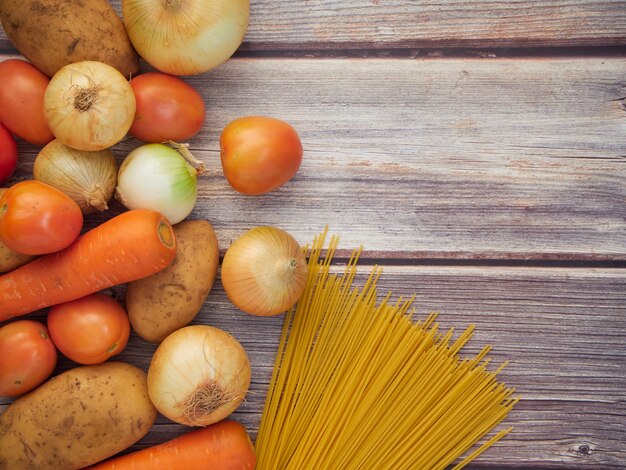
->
[0,0,138,77]
[0,362,156,470]
[126,219,220,343]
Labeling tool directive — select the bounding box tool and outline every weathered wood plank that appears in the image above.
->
[1,1,626,53]
[2,265,625,468]
[242,0,626,50]
[4,56,625,261]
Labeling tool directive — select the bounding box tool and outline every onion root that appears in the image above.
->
[179,381,244,426]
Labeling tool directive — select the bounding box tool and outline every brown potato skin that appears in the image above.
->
[0,241,33,273]
[0,0,138,77]
[126,220,220,343]
[0,362,156,470]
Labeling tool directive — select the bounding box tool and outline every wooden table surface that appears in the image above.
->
[1,1,626,468]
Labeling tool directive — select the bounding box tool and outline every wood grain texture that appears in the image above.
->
[241,0,626,50]
[5,56,625,261]
[1,1,626,53]
[2,265,625,467]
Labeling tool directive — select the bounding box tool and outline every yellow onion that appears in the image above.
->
[44,61,136,151]
[33,139,117,214]
[221,226,307,316]
[147,325,251,426]
[122,0,249,75]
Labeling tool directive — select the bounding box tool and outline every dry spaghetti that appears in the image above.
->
[256,231,519,469]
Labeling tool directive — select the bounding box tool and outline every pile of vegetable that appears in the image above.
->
[0,0,305,468]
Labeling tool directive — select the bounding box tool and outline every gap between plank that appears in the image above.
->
[231,45,626,60]
[325,257,626,269]
[215,251,626,269]
[2,45,626,59]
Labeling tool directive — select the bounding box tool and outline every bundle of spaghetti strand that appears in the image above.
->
[256,230,519,470]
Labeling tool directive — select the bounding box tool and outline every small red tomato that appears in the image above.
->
[129,72,206,142]
[47,293,131,365]
[0,59,54,145]
[0,123,18,184]
[0,180,83,255]
[220,116,303,195]
[0,320,57,397]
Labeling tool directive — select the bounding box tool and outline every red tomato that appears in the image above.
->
[0,59,54,145]
[220,116,303,195]
[129,72,206,142]
[0,320,57,397]
[47,293,131,365]
[0,180,83,255]
[0,123,18,184]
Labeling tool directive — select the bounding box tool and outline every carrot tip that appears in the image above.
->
[157,220,175,248]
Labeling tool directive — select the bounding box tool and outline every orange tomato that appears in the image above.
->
[220,116,303,195]
[47,293,131,365]
[0,59,54,145]
[129,72,206,142]
[0,320,57,397]
[0,123,18,184]
[0,180,83,255]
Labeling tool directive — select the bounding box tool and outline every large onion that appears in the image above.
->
[122,0,249,76]
[147,325,251,426]
[44,61,136,151]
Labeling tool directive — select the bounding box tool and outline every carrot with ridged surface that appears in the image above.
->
[86,420,256,470]
[0,209,176,320]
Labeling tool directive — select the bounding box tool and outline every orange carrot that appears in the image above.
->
[0,209,176,320]
[87,420,256,470]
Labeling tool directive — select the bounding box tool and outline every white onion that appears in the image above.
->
[147,325,251,426]
[116,142,203,224]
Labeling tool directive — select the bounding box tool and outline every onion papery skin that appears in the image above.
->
[33,139,118,214]
[123,0,250,76]
[147,325,251,426]
[221,226,307,316]
[44,61,136,151]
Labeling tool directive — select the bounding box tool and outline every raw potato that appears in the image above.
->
[0,362,156,470]
[0,0,138,77]
[0,241,32,273]
[0,189,35,272]
[126,220,219,343]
